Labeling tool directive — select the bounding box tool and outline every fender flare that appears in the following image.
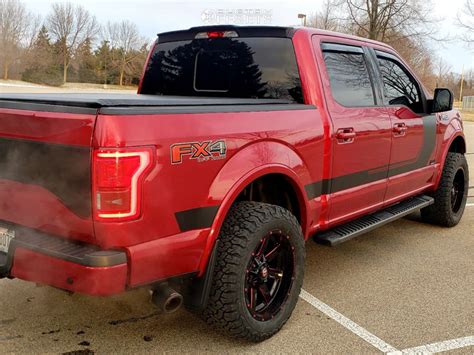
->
[197,140,312,276]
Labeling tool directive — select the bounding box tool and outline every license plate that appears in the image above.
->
[0,227,15,254]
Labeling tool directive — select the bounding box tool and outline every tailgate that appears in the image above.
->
[0,105,96,243]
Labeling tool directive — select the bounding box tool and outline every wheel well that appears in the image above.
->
[234,174,302,223]
[449,136,466,154]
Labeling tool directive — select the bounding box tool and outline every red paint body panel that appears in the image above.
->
[126,228,209,287]
[11,248,127,296]
[0,108,95,146]
[0,180,93,242]
[0,28,466,296]
[93,108,324,250]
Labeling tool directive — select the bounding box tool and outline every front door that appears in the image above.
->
[373,50,437,205]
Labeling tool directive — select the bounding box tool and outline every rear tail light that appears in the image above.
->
[93,147,154,222]
[195,30,239,39]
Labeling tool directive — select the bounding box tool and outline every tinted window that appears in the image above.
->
[377,57,422,112]
[141,37,303,103]
[323,51,375,107]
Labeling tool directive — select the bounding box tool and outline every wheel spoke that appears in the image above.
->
[249,287,256,310]
[259,284,271,305]
[256,236,269,257]
[265,242,281,261]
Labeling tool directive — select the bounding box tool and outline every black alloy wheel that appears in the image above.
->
[244,230,295,321]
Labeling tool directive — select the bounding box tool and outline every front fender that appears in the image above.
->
[197,140,312,275]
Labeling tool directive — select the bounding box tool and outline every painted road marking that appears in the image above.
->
[389,336,474,354]
[300,289,473,354]
[299,289,399,353]
[300,195,473,352]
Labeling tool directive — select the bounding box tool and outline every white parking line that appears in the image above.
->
[300,289,474,354]
[299,289,399,353]
[467,203,474,207]
[389,336,474,354]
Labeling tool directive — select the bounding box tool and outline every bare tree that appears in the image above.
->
[102,20,146,86]
[46,2,98,83]
[458,0,474,45]
[0,0,39,80]
[434,58,452,87]
[308,0,343,31]
[343,0,436,42]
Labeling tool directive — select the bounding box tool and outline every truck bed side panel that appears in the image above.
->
[93,106,324,285]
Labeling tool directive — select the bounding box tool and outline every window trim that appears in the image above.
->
[321,43,379,108]
[193,50,231,93]
[321,42,364,54]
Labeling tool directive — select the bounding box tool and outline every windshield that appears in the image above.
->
[140,37,303,103]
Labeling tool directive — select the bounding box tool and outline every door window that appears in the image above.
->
[323,51,376,107]
[376,56,423,113]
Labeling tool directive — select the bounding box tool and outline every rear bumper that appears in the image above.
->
[0,226,128,296]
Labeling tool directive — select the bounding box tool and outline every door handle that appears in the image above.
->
[336,128,356,143]
[393,123,407,136]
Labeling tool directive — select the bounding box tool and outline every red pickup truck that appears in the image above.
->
[0,26,468,341]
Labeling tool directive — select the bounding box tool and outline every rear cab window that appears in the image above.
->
[321,43,376,107]
[140,35,304,103]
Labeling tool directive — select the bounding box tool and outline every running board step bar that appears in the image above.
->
[313,195,434,246]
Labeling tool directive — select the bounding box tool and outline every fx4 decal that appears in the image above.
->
[171,140,227,164]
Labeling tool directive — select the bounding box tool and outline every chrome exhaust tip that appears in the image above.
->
[151,283,183,314]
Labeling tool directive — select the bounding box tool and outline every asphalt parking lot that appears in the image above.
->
[0,84,472,353]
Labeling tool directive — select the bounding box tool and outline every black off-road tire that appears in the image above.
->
[201,201,305,342]
[421,152,469,227]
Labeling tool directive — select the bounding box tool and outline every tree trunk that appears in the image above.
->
[63,56,68,84]
[3,62,9,80]
[119,66,124,86]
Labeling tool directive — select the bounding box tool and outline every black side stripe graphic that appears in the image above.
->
[305,115,437,200]
[304,179,331,201]
[175,205,220,232]
[388,115,437,176]
[0,137,91,217]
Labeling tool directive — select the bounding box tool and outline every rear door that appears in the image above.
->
[317,42,392,225]
[372,50,437,204]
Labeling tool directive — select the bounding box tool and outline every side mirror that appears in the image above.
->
[432,88,453,113]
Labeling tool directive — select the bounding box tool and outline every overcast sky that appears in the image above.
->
[22,0,474,74]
